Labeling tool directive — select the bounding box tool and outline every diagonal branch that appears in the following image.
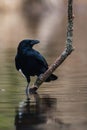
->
[32,0,74,90]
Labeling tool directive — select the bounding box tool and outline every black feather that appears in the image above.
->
[15,39,57,83]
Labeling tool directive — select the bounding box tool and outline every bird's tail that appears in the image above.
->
[45,74,58,82]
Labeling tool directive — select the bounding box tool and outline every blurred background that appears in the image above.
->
[0,0,87,130]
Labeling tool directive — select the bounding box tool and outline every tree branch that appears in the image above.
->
[32,0,74,90]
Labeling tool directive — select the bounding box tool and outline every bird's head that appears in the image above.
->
[17,39,40,52]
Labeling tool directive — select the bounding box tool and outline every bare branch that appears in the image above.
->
[32,0,74,90]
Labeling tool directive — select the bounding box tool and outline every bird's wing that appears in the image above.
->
[27,50,48,69]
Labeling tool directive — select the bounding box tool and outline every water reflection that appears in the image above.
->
[0,0,87,130]
[15,93,56,129]
[15,93,70,130]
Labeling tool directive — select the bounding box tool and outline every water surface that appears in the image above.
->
[0,1,87,130]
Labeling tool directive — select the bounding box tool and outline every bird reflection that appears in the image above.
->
[15,93,57,130]
[15,93,70,130]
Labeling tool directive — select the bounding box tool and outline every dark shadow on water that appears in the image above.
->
[15,93,70,130]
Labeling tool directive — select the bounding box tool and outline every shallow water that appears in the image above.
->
[0,1,87,130]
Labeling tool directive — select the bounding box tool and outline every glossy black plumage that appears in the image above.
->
[15,39,57,84]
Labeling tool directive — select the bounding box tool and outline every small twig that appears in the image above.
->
[33,0,74,89]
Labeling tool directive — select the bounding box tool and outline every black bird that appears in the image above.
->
[15,39,57,94]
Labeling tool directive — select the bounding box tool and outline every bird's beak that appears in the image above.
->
[31,40,40,45]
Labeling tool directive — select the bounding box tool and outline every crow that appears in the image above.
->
[15,39,57,94]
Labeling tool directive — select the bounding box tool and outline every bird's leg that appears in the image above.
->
[26,77,31,99]
[26,83,30,99]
